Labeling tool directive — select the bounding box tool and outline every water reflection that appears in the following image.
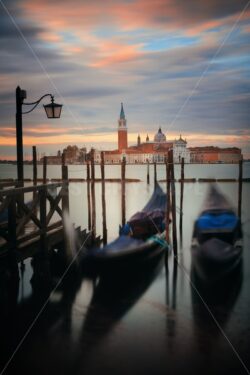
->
[0,256,83,375]
[75,253,165,373]
[191,261,243,333]
[165,257,178,338]
[0,251,165,375]
[82,253,164,337]
[0,257,20,371]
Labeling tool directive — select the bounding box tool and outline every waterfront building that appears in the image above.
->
[189,146,242,163]
[62,104,242,165]
[174,135,190,163]
[100,104,190,164]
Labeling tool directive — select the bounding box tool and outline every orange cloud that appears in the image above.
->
[38,31,62,43]
[0,132,115,147]
[90,41,144,67]
[19,0,250,69]
[1,124,248,148]
[22,0,250,34]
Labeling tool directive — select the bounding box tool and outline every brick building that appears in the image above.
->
[189,146,242,163]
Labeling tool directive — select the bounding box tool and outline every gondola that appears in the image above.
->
[86,183,169,274]
[191,184,243,284]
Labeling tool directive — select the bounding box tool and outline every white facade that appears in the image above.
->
[173,136,190,163]
[93,149,101,163]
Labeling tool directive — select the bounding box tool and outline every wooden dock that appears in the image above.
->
[0,180,96,263]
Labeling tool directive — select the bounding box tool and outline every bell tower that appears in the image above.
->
[118,102,128,152]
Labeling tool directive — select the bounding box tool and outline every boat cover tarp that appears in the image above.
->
[95,183,167,257]
[196,213,239,232]
[128,209,165,238]
[121,183,167,239]
[194,183,242,244]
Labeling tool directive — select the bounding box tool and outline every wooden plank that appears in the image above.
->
[217,178,237,182]
[16,194,40,235]
[198,178,216,182]
[0,181,19,189]
[16,199,42,230]
[0,182,63,198]
[17,220,63,245]
[17,225,64,261]
[46,188,63,224]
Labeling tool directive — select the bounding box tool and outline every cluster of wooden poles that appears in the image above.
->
[34,146,243,254]
[85,148,181,254]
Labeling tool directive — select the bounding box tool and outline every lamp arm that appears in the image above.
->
[22,94,54,114]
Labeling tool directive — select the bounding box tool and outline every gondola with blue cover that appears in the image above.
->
[191,184,243,283]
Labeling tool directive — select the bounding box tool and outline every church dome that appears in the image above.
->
[154,127,166,143]
[175,134,187,145]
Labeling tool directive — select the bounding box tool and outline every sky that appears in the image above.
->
[0,0,249,159]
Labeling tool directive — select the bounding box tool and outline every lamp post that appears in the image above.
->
[15,86,63,184]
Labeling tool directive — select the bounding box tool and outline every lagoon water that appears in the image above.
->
[0,163,250,375]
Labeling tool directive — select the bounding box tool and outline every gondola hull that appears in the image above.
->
[87,233,168,275]
[191,237,242,284]
[191,184,243,284]
[84,183,169,275]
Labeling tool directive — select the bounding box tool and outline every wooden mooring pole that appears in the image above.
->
[90,150,96,241]
[238,157,243,219]
[154,162,157,187]
[61,155,71,258]
[43,156,47,184]
[179,157,184,245]
[101,151,107,245]
[32,146,37,186]
[61,155,69,214]
[165,155,171,243]
[86,161,91,231]
[121,157,126,226]
[32,146,37,201]
[169,149,177,257]
[147,160,150,185]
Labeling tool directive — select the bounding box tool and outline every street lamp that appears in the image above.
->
[16,86,63,183]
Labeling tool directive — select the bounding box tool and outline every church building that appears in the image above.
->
[95,103,190,164]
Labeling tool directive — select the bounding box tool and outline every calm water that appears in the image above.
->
[0,163,250,375]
